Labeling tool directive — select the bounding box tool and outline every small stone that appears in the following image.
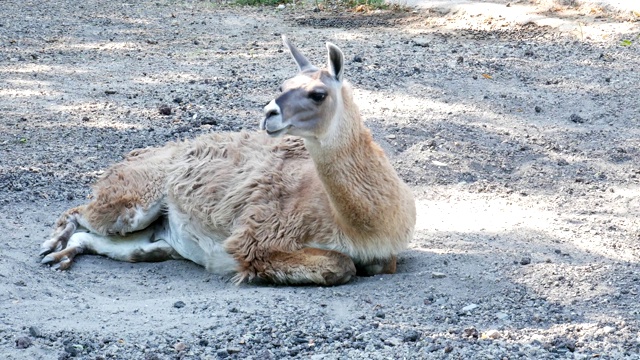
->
[384,337,402,346]
[605,77,611,83]
[375,311,386,319]
[456,56,464,64]
[15,337,32,349]
[227,346,242,354]
[520,257,531,265]
[569,114,585,123]
[385,134,396,139]
[534,105,542,113]
[463,327,479,339]
[64,344,80,356]
[173,301,186,308]
[431,272,446,279]
[277,4,285,9]
[403,330,421,342]
[483,330,501,339]
[557,159,569,166]
[444,344,454,353]
[601,326,615,334]
[28,326,42,338]
[353,55,363,63]
[216,349,229,358]
[412,37,430,47]
[82,116,90,122]
[174,342,187,352]
[172,97,183,104]
[104,89,117,95]
[461,304,478,313]
[159,104,172,116]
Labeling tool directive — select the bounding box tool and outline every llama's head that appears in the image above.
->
[261,36,346,141]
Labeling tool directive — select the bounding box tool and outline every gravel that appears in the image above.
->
[1,0,639,359]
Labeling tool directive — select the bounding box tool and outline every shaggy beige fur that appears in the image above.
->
[40,38,416,286]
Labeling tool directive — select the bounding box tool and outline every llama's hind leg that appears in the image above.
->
[41,227,183,270]
[40,198,165,269]
[234,248,356,286]
[39,206,85,257]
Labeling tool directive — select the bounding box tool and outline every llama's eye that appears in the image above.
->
[309,91,326,102]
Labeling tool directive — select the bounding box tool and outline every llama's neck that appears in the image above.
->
[304,87,405,238]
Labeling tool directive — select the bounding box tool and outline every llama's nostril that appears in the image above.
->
[266,109,279,118]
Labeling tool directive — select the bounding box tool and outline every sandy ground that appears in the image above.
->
[1,0,640,359]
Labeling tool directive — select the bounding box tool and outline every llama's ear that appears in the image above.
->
[282,35,317,72]
[326,42,344,82]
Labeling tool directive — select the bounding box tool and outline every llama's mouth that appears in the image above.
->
[265,126,290,137]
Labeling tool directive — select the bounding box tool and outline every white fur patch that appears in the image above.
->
[166,206,238,274]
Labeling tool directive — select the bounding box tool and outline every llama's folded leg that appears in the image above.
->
[41,195,166,269]
[41,228,182,270]
[235,248,356,286]
[39,206,84,257]
[355,255,397,276]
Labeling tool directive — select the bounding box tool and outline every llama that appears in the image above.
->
[39,37,416,286]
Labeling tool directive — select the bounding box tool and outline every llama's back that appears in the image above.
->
[166,131,315,237]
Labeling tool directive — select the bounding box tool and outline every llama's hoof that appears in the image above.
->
[321,255,356,286]
[322,268,355,286]
[40,254,55,265]
[39,247,53,257]
[356,255,397,276]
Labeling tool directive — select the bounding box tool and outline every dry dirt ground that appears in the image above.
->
[1,0,640,359]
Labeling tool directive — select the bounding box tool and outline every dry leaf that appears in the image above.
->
[482,73,493,79]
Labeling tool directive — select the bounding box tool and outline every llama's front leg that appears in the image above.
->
[234,248,356,286]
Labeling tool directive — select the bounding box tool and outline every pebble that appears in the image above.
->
[15,336,32,349]
[483,330,501,339]
[534,105,542,113]
[384,337,402,346]
[601,326,615,335]
[520,257,531,265]
[28,326,42,338]
[216,349,229,358]
[374,311,386,319]
[463,327,479,339]
[569,114,585,123]
[173,300,186,308]
[174,341,187,352]
[159,104,172,115]
[412,37,430,47]
[431,272,446,279]
[277,4,285,9]
[460,304,479,313]
[403,330,421,342]
[385,134,396,139]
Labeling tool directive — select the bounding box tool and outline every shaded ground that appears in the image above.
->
[1,0,639,359]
